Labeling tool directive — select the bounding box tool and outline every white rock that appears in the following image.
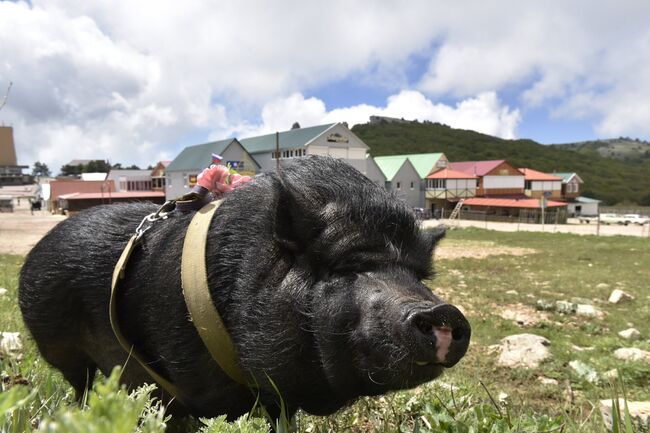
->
[600,399,650,430]
[538,376,559,385]
[596,283,610,289]
[0,332,23,359]
[614,348,650,363]
[576,304,603,318]
[496,334,551,368]
[498,392,509,403]
[604,369,618,380]
[505,290,518,295]
[609,289,634,304]
[618,328,642,340]
[0,288,7,297]
[569,360,599,383]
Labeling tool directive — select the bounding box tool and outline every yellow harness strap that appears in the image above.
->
[110,199,249,404]
[110,235,185,401]
[181,200,250,386]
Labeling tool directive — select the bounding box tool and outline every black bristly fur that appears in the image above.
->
[18,156,460,420]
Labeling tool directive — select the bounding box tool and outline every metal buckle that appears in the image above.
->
[134,200,176,241]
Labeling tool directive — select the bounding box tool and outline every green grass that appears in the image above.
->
[2,228,649,432]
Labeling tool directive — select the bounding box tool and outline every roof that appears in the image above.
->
[427,168,477,179]
[50,180,115,199]
[59,191,165,200]
[519,168,562,181]
[239,123,336,154]
[450,160,508,176]
[167,138,236,172]
[374,157,419,181]
[463,197,567,209]
[374,153,445,179]
[576,196,602,204]
[554,172,584,183]
[107,169,152,179]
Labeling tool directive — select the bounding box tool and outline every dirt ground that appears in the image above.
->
[1,207,647,257]
[423,217,650,238]
[0,209,66,256]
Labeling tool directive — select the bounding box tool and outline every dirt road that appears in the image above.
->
[422,217,650,237]
[0,210,66,256]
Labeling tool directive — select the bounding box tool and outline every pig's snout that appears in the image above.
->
[407,304,470,368]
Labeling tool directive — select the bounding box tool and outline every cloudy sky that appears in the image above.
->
[1,0,650,171]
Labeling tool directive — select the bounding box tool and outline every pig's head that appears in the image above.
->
[263,156,471,407]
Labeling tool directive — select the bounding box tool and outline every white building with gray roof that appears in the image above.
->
[166,123,374,200]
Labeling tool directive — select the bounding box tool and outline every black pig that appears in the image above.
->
[19,156,470,419]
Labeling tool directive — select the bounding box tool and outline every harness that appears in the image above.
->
[110,195,251,403]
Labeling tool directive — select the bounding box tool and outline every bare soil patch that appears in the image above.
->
[0,211,66,256]
[436,240,537,260]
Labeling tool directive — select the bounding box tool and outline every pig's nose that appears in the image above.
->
[408,304,471,368]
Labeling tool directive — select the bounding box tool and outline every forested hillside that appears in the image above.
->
[352,120,650,205]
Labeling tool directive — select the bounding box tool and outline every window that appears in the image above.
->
[396,182,401,190]
[525,180,532,190]
[410,181,414,190]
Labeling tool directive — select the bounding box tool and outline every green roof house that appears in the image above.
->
[374,156,422,208]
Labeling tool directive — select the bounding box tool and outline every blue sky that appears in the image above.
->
[1,0,649,169]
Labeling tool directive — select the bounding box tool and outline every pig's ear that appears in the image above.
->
[273,180,321,252]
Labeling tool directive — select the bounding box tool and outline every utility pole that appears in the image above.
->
[275,132,280,173]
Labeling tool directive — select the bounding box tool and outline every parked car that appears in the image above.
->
[622,214,650,225]
[599,213,628,225]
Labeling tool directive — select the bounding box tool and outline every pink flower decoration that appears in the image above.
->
[196,165,252,198]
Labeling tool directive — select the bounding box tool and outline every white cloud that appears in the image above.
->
[2,0,650,173]
[240,91,520,139]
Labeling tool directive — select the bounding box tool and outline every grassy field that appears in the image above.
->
[1,228,649,432]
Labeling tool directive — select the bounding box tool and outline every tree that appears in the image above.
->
[32,161,51,177]
[60,164,82,177]
[85,160,111,173]
[291,122,301,130]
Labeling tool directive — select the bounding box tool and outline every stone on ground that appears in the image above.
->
[600,399,650,430]
[614,347,650,363]
[0,287,7,297]
[569,360,599,383]
[609,289,634,304]
[538,376,559,385]
[496,334,551,368]
[618,328,642,340]
[0,332,23,359]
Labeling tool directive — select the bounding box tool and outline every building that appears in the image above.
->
[443,160,567,223]
[565,196,601,217]
[151,161,171,191]
[425,168,477,216]
[166,138,260,200]
[450,160,524,196]
[374,153,449,209]
[108,169,154,192]
[48,179,115,213]
[58,191,165,214]
[0,126,32,186]
[520,168,562,199]
[238,123,369,174]
[554,172,583,199]
[166,123,372,200]
[373,156,422,207]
